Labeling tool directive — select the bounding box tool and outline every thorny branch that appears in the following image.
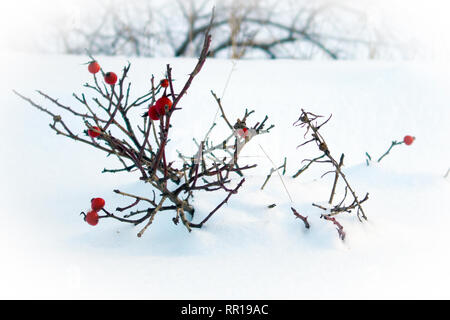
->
[293,109,368,222]
[14,10,273,237]
[292,108,369,240]
[321,215,346,241]
[291,207,310,229]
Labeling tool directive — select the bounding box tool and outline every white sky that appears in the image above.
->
[0,0,449,59]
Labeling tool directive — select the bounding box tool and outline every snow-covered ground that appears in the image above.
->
[0,53,449,299]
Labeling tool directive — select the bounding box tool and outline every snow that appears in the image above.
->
[0,52,449,299]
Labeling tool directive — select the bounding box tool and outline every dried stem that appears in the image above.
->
[321,215,345,241]
[294,109,369,223]
[261,157,287,190]
[329,153,344,204]
[377,141,403,163]
[137,196,168,237]
[291,207,310,229]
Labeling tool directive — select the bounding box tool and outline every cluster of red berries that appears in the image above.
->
[147,79,172,120]
[84,198,106,226]
[403,135,415,146]
[89,61,171,120]
[88,61,118,85]
[148,96,172,120]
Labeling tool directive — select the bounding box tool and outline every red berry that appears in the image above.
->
[85,210,99,226]
[403,135,415,145]
[88,61,101,74]
[160,79,169,88]
[237,128,249,138]
[155,96,173,116]
[104,72,118,85]
[148,105,160,121]
[91,198,105,211]
[88,126,101,138]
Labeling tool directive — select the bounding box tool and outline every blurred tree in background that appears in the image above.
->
[53,0,404,60]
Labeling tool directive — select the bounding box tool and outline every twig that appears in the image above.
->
[329,153,344,204]
[260,157,287,190]
[291,207,310,229]
[295,109,368,222]
[377,141,403,163]
[259,145,292,202]
[189,178,245,228]
[321,215,345,241]
[211,90,233,130]
[137,196,168,237]
[292,153,326,178]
